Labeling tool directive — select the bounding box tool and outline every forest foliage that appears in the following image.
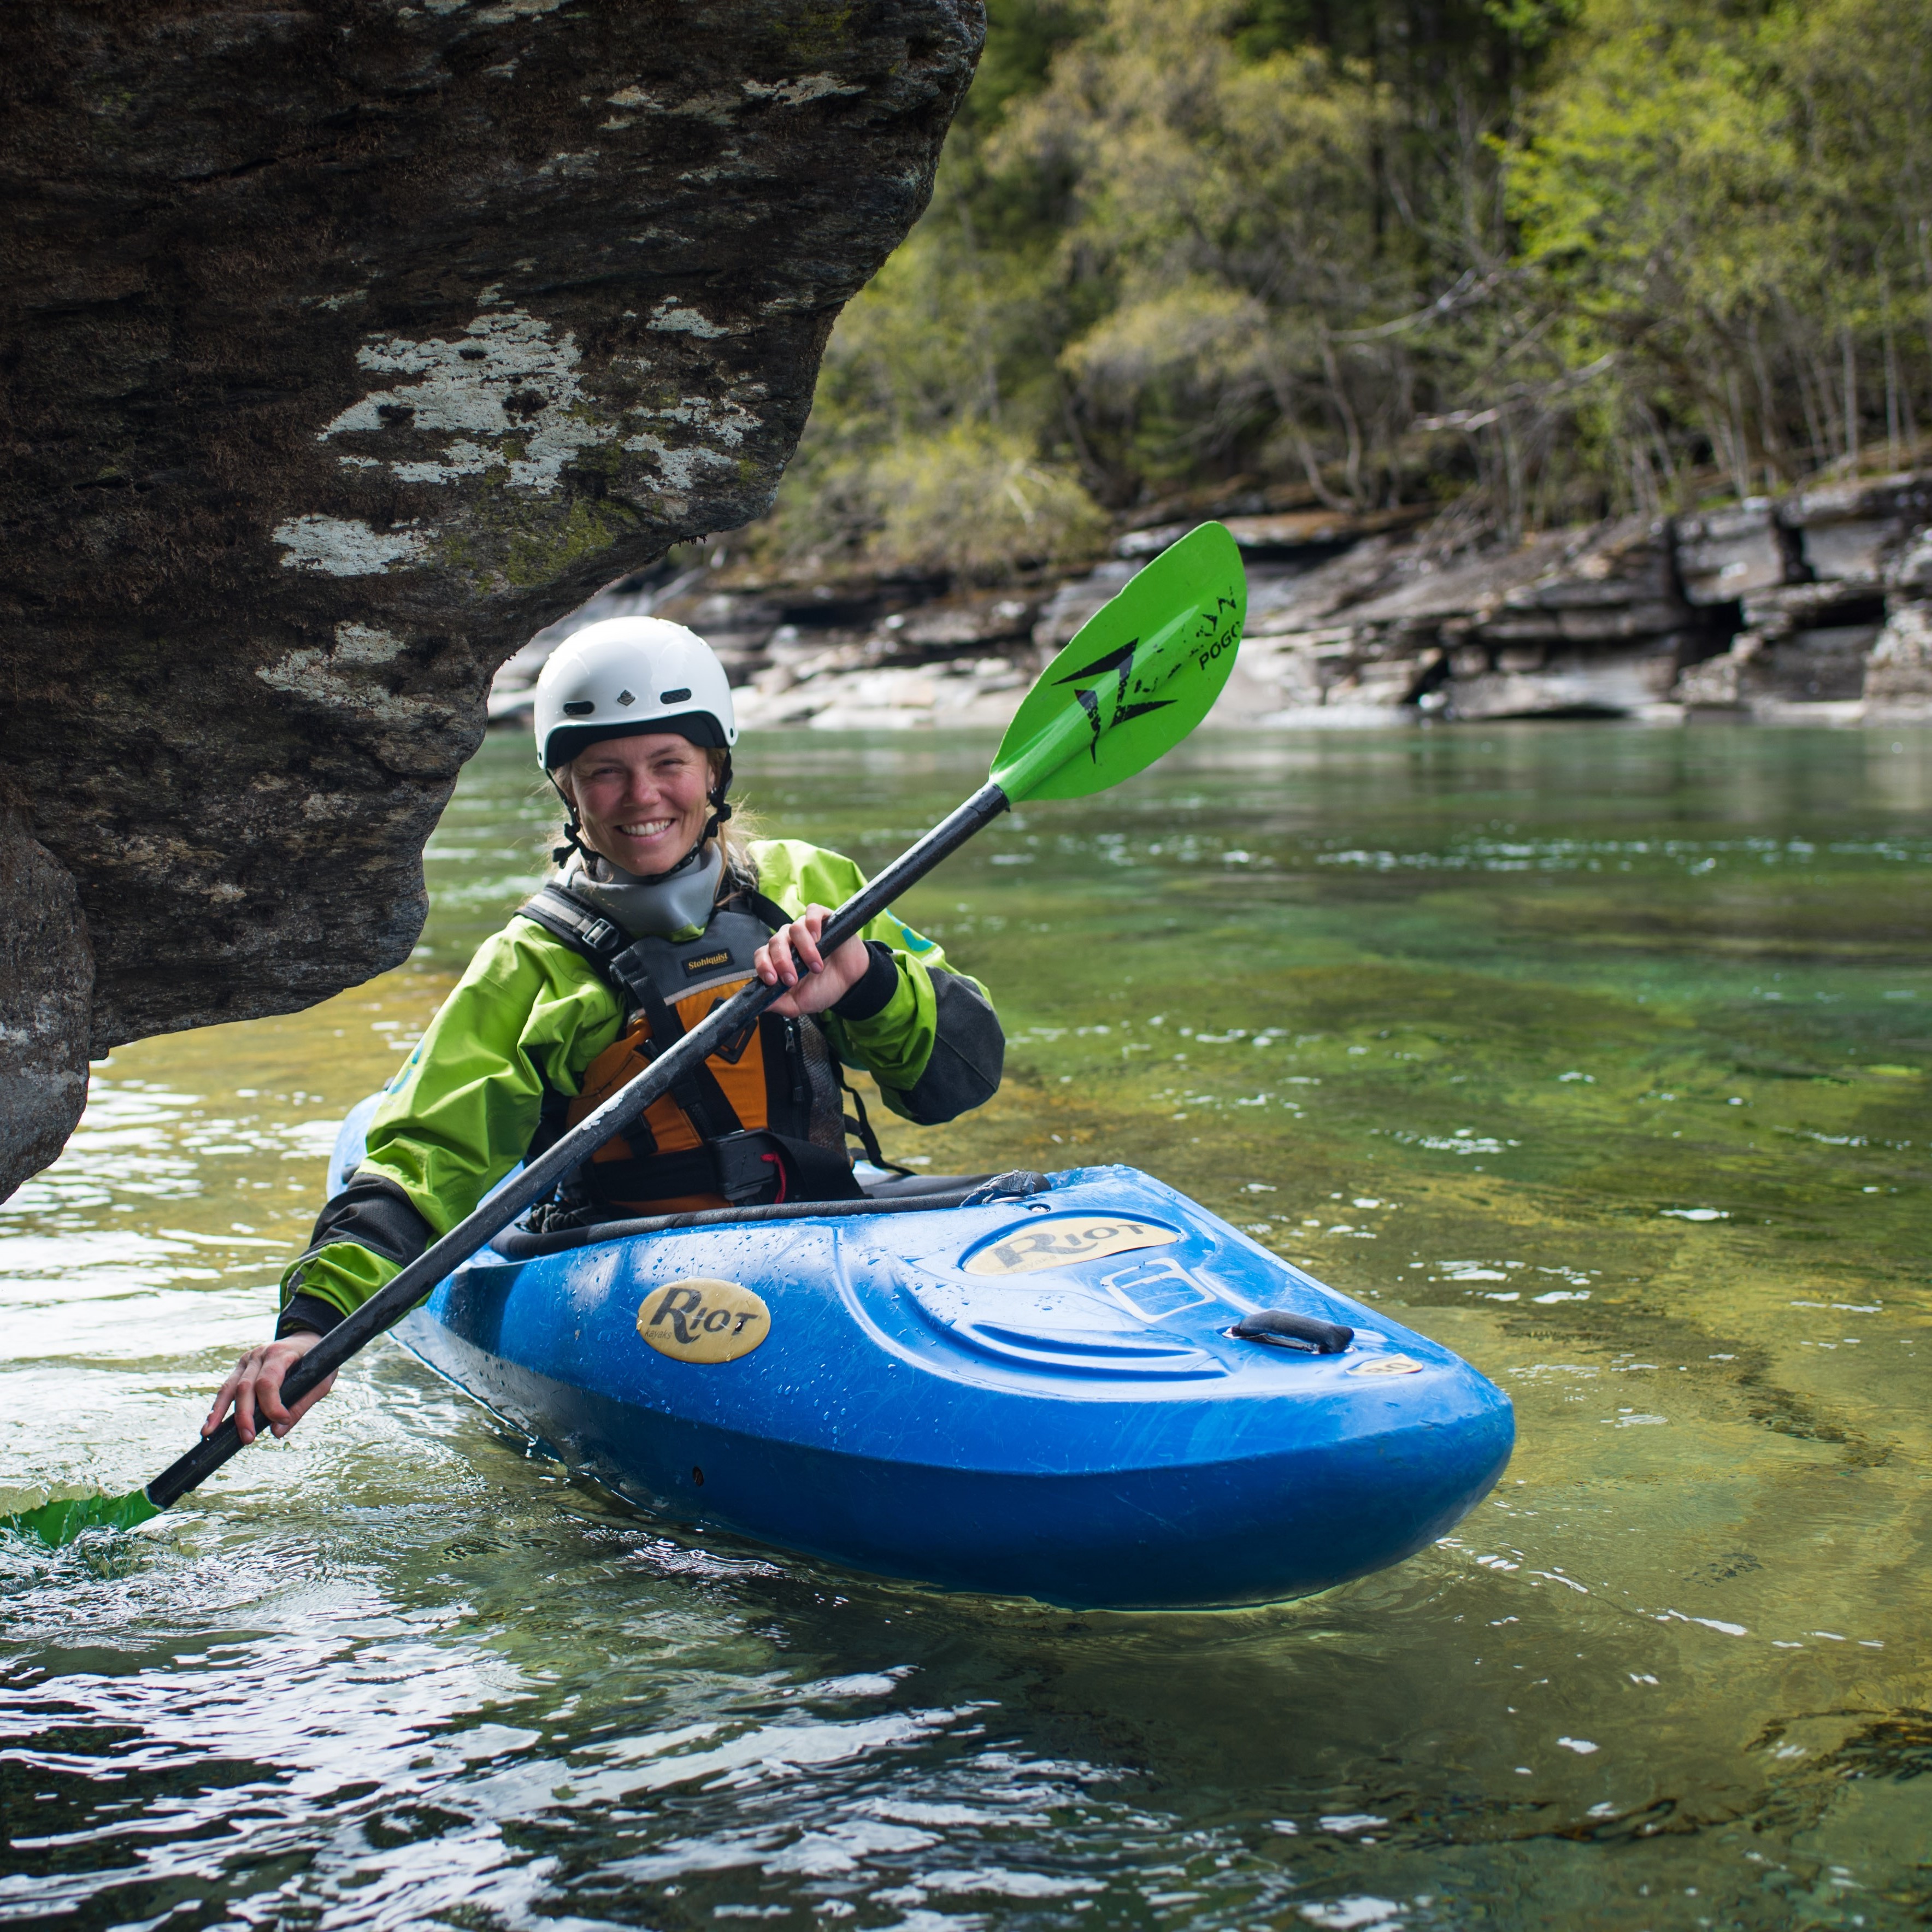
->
[750,0,1932,579]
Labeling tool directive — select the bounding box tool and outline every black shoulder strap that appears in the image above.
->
[517,882,792,1145]
[516,881,629,973]
[618,969,745,1141]
[514,885,661,1151]
[709,876,793,934]
[710,885,902,1171]
[521,882,791,974]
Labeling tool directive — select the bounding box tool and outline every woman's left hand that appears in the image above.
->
[203,1330,337,1445]
[753,904,871,1017]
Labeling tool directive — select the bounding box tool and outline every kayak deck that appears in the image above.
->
[392,1162,1513,1607]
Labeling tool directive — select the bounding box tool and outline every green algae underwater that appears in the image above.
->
[2,722,1927,1929]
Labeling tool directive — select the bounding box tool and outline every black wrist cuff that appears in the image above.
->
[833,940,900,1022]
[277,1292,345,1339]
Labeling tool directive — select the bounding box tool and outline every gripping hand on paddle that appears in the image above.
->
[203,1333,338,1445]
[753,905,872,1018]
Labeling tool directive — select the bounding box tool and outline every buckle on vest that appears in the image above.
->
[710,1130,786,1206]
[579,915,622,954]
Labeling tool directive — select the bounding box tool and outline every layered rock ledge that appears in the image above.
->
[489,473,1932,734]
[0,0,982,1199]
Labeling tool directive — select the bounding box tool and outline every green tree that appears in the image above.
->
[1509,0,1932,500]
[750,0,1932,574]
[748,1,1104,580]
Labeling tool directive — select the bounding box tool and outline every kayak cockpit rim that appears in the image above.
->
[490,1169,1055,1259]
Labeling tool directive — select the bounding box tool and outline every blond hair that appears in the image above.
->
[709,747,763,883]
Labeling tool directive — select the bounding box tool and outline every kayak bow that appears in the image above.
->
[350,1108,1514,1607]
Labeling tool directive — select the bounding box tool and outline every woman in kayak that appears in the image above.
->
[204,617,1004,1446]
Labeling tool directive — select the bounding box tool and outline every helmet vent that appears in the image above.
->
[562,700,596,716]
[616,688,635,706]
[659,686,692,703]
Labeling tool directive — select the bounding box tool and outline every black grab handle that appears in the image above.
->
[1231,1308,1354,1354]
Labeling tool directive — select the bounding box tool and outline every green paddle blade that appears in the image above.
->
[1,1487,161,1546]
[991,522,1245,803]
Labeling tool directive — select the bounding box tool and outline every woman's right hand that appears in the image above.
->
[203,1332,338,1445]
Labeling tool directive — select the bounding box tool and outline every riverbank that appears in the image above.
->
[491,472,1932,733]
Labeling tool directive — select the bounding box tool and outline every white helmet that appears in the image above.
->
[533,615,737,771]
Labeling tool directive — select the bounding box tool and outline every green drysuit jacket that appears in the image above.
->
[279,838,1001,1329]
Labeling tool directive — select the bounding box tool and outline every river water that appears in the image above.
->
[3,724,1928,1931]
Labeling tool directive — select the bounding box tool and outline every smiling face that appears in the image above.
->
[558,732,715,877]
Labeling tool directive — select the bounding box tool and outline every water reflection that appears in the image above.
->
[2,724,1928,1930]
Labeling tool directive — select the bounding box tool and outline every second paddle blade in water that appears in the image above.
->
[1,1487,161,1546]
[991,521,1245,803]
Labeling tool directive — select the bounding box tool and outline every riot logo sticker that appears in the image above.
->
[1346,1354,1424,1377]
[638,1278,771,1363]
[964,1217,1180,1277]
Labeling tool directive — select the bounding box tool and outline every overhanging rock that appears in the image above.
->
[0,0,982,1197]
[0,814,93,1206]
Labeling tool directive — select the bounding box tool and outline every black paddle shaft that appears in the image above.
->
[148,780,1011,1511]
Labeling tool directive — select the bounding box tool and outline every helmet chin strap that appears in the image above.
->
[547,753,734,880]
[699,751,734,858]
[546,771,592,869]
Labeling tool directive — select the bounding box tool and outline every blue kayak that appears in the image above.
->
[329,1106,1512,1607]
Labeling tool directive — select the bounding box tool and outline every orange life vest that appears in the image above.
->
[516,883,859,1217]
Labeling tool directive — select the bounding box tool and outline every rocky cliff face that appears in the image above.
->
[0,0,982,1199]
[1672,478,1932,715]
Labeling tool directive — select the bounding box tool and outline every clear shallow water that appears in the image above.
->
[3,724,1928,1931]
